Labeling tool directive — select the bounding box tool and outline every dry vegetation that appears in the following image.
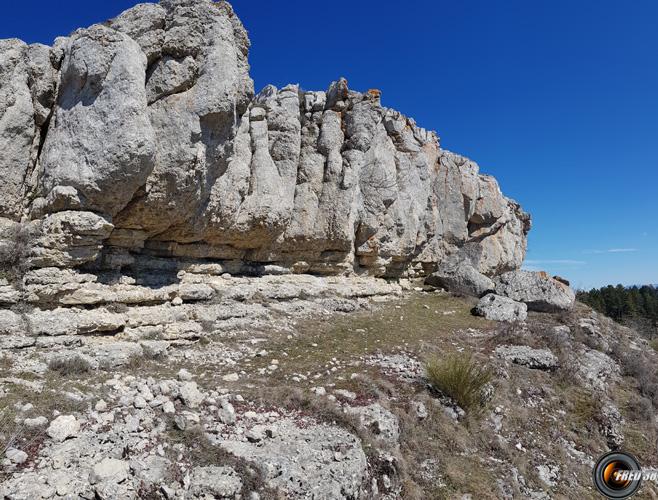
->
[0,222,40,285]
[425,352,493,413]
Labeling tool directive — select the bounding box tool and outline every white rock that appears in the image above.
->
[89,458,130,485]
[312,387,327,396]
[218,401,236,425]
[222,373,239,382]
[5,448,28,465]
[178,382,204,408]
[24,416,48,428]
[46,415,80,442]
[474,293,528,322]
[162,400,175,414]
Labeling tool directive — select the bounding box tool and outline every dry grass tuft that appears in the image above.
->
[0,408,22,457]
[48,354,93,376]
[425,352,493,413]
[0,222,41,285]
[0,354,14,371]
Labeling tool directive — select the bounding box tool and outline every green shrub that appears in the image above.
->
[426,352,493,412]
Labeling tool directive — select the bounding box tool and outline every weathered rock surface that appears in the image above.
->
[495,270,575,312]
[571,348,620,392]
[188,466,243,498]
[46,414,80,442]
[425,259,495,297]
[217,417,368,498]
[495,345,558,370]
[475,293,528,322]
[0,0,529,280]
[346,403,400,446]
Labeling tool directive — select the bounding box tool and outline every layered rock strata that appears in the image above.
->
[0,0,530,281]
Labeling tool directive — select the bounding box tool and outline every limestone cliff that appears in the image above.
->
[0,0,530,279]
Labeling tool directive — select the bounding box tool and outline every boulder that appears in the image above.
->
[46,415,80,442]
[572,348,620,392]
[495,345,558,370]
[425,261,495,297]
[0,41,57,221]
[30,211,114,268]
[474,293,527,322]
[495,270,575,312]
[5,448,28,465]
[178,381,204,408]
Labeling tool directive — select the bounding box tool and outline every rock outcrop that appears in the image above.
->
[474,293,527,322]
[0,0,530,281]
[494,270,576,312]
[426,259,496,298]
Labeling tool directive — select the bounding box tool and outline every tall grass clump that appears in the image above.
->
[425,352,493,412]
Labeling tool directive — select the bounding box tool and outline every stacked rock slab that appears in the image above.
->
[0,0,530,280]
[494,270,576,312]
[471,271,575,322]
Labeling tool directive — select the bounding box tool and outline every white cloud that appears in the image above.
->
[582,248,638,254]
[525,259,586,265]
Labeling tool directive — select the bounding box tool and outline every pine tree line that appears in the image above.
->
[577,285,658,337]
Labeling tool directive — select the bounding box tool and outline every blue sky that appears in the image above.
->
[3,0,657,289]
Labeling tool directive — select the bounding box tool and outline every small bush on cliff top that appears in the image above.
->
[426,352,493,412]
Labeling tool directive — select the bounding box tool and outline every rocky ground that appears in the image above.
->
[2,272,658,499]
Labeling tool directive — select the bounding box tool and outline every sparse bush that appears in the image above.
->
[0,354,14,371]
[0,222,40,285]
[626,394,654,422]
[0,408,22,457]
[570,388,601,426]
[48,354,93,376]
[612,345,658,409]
[425,352,493,413]
[650,339,658,353]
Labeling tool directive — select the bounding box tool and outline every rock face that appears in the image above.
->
[0,0,530,280]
